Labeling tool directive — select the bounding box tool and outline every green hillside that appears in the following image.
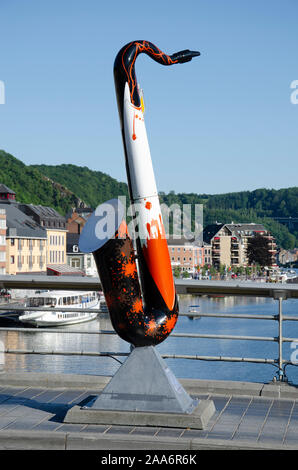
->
[0,150,79,213]
[30,163,129,209]
[159,190,298,249]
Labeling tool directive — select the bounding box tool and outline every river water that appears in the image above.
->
[1,293,298,385]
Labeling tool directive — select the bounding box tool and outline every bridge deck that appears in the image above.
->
[0,373,297,450]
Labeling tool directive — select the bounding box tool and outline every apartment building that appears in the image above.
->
[0,209,6,274]
[0,185,68,273]
[167,236,208,273]
[203,222,277,268]
[0,203,47,275]
[18,204,67,267]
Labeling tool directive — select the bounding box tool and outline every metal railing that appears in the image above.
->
[0,275,298,382]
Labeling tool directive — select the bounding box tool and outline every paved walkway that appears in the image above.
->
[0,372,298,450]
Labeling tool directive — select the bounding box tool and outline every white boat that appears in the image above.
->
[187,304,201,320]
[18,291,100,327]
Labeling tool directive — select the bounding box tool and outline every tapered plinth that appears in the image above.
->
[64,346,215,429]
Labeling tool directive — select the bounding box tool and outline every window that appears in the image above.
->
[10,238,15,246]
[71,258,81,268]
[10,255,15,264]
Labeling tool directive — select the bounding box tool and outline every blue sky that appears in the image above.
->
[0,0,297,195]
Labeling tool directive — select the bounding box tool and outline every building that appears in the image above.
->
[0,209,6,274]
[66,206,93,235]
[66,233,97,276]
[0,184,16,202]
[203,222,277,268]
[167,236,207,274]
[0,203,47,275]
[0,184,68,273]
[17,204,67,268]
[279,248,298,265]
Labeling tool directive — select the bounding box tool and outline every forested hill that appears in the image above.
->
[0,150,80,213]
[0,150,297,249]
[159,189,298,249]
[30,163,129,209]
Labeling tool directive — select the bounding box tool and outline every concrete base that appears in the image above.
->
[64,346,215,429]
[64,398,215,429]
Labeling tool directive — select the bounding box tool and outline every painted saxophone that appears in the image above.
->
[79,41,200,347]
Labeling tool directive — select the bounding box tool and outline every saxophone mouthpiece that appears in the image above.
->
[170,49,200,63]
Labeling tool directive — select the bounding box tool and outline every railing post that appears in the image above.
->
[273,290,287,382]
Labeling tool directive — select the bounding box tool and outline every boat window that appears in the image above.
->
[28,297,56,307]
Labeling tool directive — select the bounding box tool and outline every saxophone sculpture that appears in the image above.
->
[79,41,200,348]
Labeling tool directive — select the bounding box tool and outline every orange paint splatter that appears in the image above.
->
[132,298,143,314]
[146,319,156,335]
[132,112,137,140]
[145,201,152,210]
[122,261,137,277]
[164,315,178,334]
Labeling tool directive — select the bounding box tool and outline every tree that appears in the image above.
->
[173,266,181,278]
[182,271,190,278]
[246,234,273,267]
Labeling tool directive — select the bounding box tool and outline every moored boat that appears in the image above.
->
[18,291,100,327]
[187,304,201,320]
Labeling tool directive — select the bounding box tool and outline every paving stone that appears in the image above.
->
[130,426,160,436]
[155,427,184,438]
[105,425,135,435]
[81,424,110,433]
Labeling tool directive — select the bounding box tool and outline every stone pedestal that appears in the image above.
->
[64,346,215,429]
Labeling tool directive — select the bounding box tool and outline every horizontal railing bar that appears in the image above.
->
[170,332,277,341]
[1,326,297,344]
[180,312,277,320]
[162,354,279,364]
[281,337,298,343]
[0,308,280,321]
[1,275,298,298]
[0,306,287,321]
[4,348,128,357]
[1,309,296,322]
[2,348,280,365]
